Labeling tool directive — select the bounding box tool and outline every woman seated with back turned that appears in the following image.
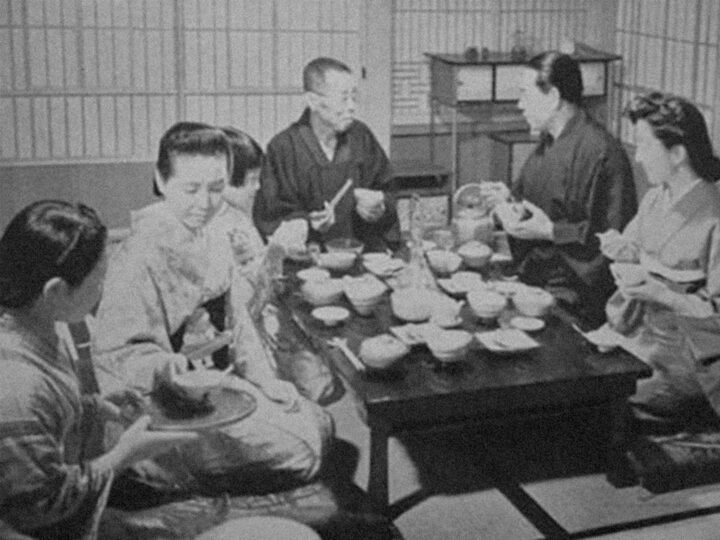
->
[600,92,720,422]
[91,122,333,497]
[0,201,197,539]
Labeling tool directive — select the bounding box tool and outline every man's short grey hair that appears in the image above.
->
[303,57,352,93]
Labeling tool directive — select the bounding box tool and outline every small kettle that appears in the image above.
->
[452,184,494,244]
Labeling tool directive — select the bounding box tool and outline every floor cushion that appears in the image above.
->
[100,477,402,540]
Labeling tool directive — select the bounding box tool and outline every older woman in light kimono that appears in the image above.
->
[92,123,333,496]
[600,92,720,421]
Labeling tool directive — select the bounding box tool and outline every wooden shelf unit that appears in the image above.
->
[425,43,622,193]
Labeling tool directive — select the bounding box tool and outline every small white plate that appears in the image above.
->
[431,315,463,328]
[311,306,350,327]
[390,322,439,346]
[509,316,545,332]
[475,329,540,355]
[579,323,623,351]
[297,267,331,282]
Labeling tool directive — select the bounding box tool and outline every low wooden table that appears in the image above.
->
[281,271,650,521]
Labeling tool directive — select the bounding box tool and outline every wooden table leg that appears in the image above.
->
[606,398,636,487]
[368,427,390,513]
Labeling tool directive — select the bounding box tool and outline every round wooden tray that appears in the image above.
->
[147,386,257,431]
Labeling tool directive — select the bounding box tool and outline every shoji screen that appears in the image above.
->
[181,0,362,145]
[615,0,720,149]
[0,0,177,163]
[0,0,363,164]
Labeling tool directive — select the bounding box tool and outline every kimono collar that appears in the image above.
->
[0,312,65,369]
[642,180,716,259]
[296,108,353,165]
[552,108,586,144]
[661,176,703,209]
[131,202,205,246]
[536,109,585,154]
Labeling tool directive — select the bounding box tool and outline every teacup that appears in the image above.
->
[467,289,507,322]
[354,188,385,206]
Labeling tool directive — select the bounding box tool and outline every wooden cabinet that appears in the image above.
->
[425,44,621,191]
[487,130,538,187]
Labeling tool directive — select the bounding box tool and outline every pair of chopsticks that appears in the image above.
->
[326,178,353,213]
[652,432,720,450]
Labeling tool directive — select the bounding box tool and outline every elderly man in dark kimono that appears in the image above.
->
[486,51,637,327]
[253,57,400,252]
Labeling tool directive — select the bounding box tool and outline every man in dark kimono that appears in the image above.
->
[253,57,400,251]
[489,52,637,326]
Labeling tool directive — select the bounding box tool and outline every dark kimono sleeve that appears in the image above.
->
[253,136,310,239]
[553,142,637,247]
[354,127,400,245]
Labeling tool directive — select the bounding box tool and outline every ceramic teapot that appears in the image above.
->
[452,184,494,244]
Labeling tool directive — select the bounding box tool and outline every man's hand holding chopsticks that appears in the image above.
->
[309,201,336,232]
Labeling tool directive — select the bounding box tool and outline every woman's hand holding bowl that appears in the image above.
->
[598,230,639,262]
[617,275,675,307]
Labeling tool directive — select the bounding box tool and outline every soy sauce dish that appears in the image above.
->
[312,306,350,327]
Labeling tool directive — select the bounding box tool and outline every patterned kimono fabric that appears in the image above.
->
[0,314,112,539]
[606,181,720,416]
[92,203,332,496]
